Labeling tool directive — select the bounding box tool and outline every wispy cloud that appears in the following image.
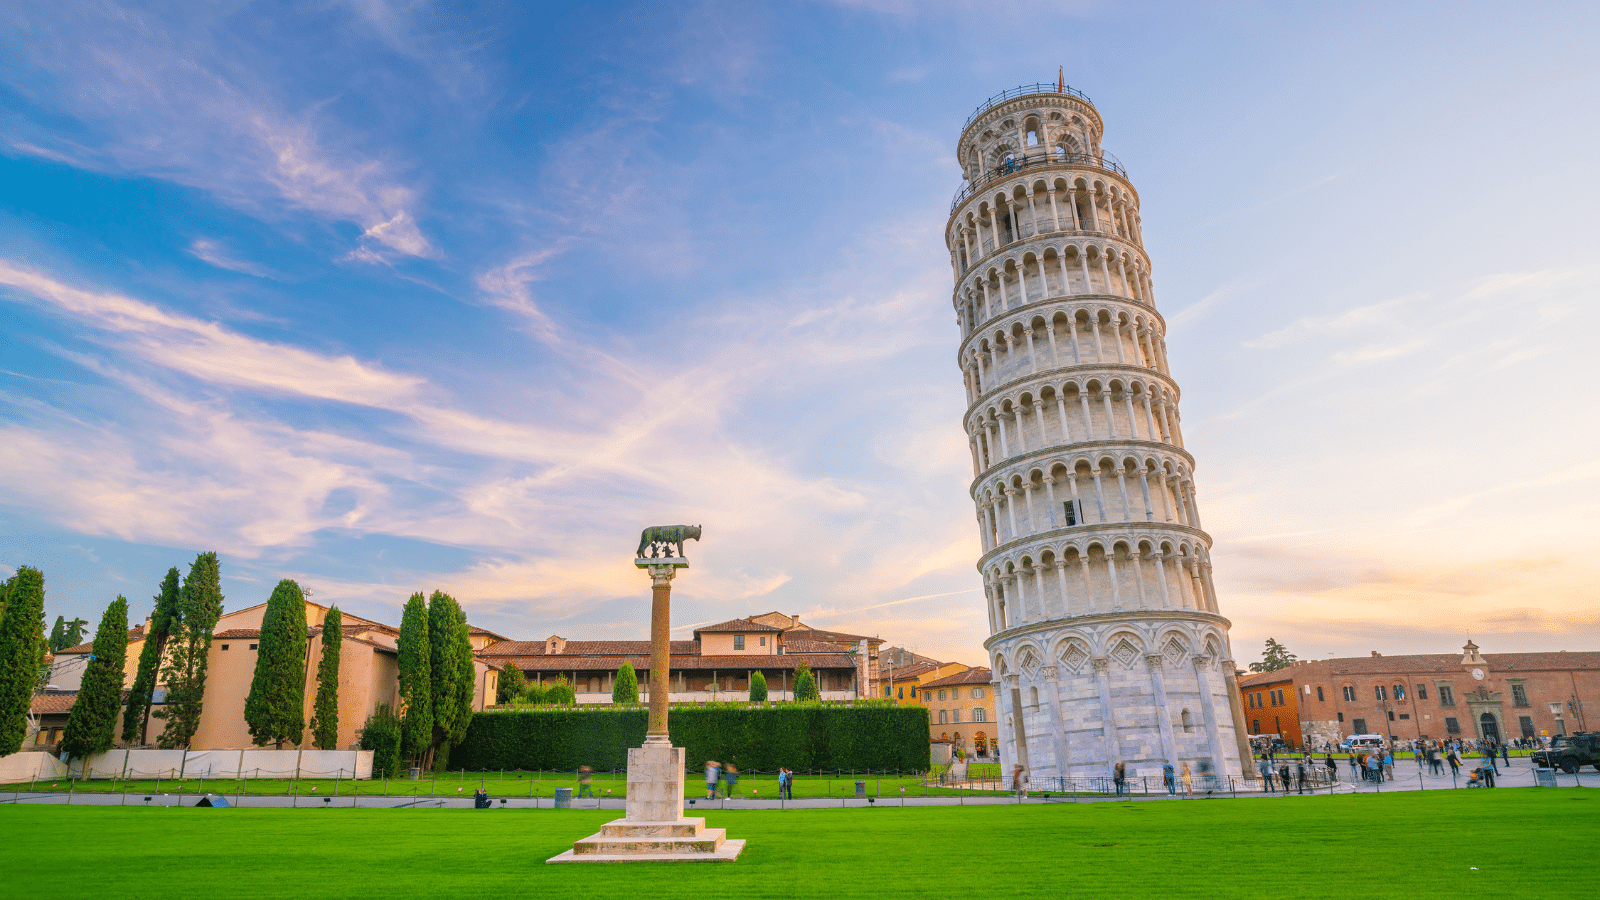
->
[187,239,280,279]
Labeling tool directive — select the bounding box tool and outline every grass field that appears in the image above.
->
[4,789,1593,898]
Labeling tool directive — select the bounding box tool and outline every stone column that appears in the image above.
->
[1092,657,1118,773]
[1192,654,1226,773]
[1146,654,1179,771]
[1039,665,1071,780]
[1220,661,1255,780]
[1005,673,1030,772]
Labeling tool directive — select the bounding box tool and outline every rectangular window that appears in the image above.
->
[897,687,903,699]
[1512,684,1529,707]
[1342,686,1357,702]
[734,635,744,651]
[1337,712,1344,722]
[1519,716,1535,738]
[759,636,766,647]
[1352,718,1367,734]
[884,685,892,697]
[1253,719,1261,734]
[1374,685,1387,702]
[1439,685,1455,707]
[952,710,961,724]
[1316,686,1325,702]
[938,709,948,725]
[1445,717,1461,735]
[1387,710,1395,721]
[1275,690,1285,706]
[1393,684,1405,701]
[939,690,947,701]
[1063,500,1081,526]
[1399,714,1410,720]
[910,687,917,698]
[973,687,985,699]
[220,644,229,651]
[249,643,258,650]
[1416,684,1428,700]
[974,708,986,722]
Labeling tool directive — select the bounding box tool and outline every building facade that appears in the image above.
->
[946,81,1250,781]
[1238,641,1600,749]
[920,667,998,760]
[477,616,863,704]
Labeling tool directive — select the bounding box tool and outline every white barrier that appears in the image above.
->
[63,748,374,780]
[0,751,69,782]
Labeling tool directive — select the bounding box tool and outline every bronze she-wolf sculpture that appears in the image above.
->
[636,524,702,559]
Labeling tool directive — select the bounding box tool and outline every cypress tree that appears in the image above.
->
[0,567,46,756]
[793,661,818,702]
[397,592,431,763]
[64,617,88,649]
[154,552,224,749]
[425,591,473,770]
[309,607,342,750]
[122,568,180,744]
[612,661,639,704]
[60,596,130,760]
[244,579,308,749]
[48,616,66,652]
[497,661,525,705]
[749,670,768,702]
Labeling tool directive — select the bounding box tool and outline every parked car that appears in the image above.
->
[1532,733,1600,773]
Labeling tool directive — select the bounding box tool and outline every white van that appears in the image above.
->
[1342,734,1385,752]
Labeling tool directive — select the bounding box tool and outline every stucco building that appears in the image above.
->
[477,616,864,703]
[1237,641,1600,749]
[921,667,998,759]
[946,81,1249,782]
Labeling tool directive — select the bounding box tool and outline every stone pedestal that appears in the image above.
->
[548,742,744,863]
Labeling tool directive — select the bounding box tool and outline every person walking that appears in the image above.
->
[1446,748,1460,779]
[1347,754,1359,782]
[1162,763,1176,796]
[1180,761,1193,796]
[1113,761,1126,797]
[577,765,593,799]
[1278,762,1291,796]
[705,760,721,799]
[1295,762,1307,794]
[1323,752,1337,783]
[723,762,739,799]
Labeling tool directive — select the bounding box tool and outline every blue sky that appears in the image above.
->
[2,1,1598,665]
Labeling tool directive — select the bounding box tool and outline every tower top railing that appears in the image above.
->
[961,83,1096,131]
[950,151,1127,213]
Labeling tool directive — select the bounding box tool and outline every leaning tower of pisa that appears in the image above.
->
[947,82,1251,783]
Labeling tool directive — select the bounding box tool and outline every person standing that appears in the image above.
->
[577,765,594,799]
[1323,752,1337,783]
[778,767,792,800]
[705,760,720,799]
[1278,762,1291,795]
[1295,762,1307,794]
[1383,749,1395,781]
[1501,742,1510,767]
[723,762,739,798]
[1258,755,1274,793]
[1113,761,1126,797]
[1180,761,1193,796]
[1162,763,1176,796]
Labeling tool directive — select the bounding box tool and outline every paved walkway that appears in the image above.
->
[3,761,1593,809]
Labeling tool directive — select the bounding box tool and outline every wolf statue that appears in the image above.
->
[635,524,702,559]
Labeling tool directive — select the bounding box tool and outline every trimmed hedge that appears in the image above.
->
[448,702,930,772]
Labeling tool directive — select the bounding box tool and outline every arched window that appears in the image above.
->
[974,731,988,756]
[1029,686,1039,707]
[1181,709,1194,732]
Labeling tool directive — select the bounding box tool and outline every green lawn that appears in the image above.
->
[1,770,1012,799]
[3,790,1592,898]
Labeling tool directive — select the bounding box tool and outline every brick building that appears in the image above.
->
[1237,641,1598,749]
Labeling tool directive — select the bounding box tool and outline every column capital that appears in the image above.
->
[1091,656,1110,674]
[1039,665,1059,680]
[1145,653,1166,671]
[1004,674,1021,688]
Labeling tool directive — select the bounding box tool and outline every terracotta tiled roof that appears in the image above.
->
[1237,651,1600,686]
[31,692,79,715]
[920,667,993,688]
[57,624,147,655]
[469,625,509,640]
[786,626,877,644]
[497,653,857,672]
[481,640,699,657]
[214,629,262,639]
[782,639,855,655]
[887,662,940,682]
[695,618,784,634]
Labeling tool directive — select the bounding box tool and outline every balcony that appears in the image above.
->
[952,151,1128,214]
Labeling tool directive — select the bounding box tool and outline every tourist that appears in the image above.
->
[1347,754,1359,782]
[705,760,720,799]
[1278,762,1290,795]
[1382,749,1394,781]
[1295,762,1307,794]
[1179,761,1193,796]
[1446,748,1460,778]
[1162,763,1176,796]
[1501,743,1510,767]
[778,767,792,800]
[1011,764,1027,799]
[577,765,593,799]
[723,762,739,798]
[1113,761,1127,796]
[1323,752,1337,781]
[1258,755,1274,793]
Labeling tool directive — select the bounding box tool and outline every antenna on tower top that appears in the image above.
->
[1058,67,1065,92]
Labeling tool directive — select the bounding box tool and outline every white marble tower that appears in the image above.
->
[946,82,1251,783]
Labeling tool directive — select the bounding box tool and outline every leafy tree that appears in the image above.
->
[793,662,818,702]
[309,607,342,750]
[0,567,46,756]
[396,592,431,762]
[497,661,525,705]
[122,568,180,744]
[544,675,575,706]
[520,681,549,705]
[612,662,639,704]
[48,616,65,652]
[60,596,130,760]
[1248,638,1298,673]
[425,591,474,770]
[244,579,308,749]
[0,573,10,624]
[749,670,768,702]
[359,702,402,778]
[63,617,88,649]
[154,552,225,749]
